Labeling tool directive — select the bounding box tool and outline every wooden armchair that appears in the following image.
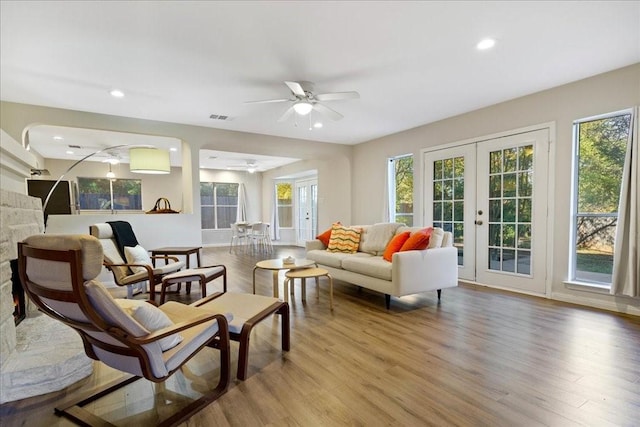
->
[18,234,231,426]
[90,222,185,300]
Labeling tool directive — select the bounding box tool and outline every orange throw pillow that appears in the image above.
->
[316,222,340,246]
[400,227,434,252]
[382,231,411,262]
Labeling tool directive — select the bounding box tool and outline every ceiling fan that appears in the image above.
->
[227,159,259,173]
[245,81,359,122]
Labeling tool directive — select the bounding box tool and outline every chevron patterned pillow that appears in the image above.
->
[327,223,362,253]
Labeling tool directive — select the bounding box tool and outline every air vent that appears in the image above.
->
[209,114,229,121]
[68,144,81,149]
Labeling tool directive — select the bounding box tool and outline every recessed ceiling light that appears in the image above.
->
[66,150,74,155]
[477,38,496,50]
[313,122,323,129]
[169,147,177,152]
[53,136,64,141]
[109,89,125,98]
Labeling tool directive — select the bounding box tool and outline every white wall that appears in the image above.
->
[0,130,37,194]
[351,63,640,315]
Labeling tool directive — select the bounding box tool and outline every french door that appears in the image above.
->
[424,129,549,295]
[295,178,318,246]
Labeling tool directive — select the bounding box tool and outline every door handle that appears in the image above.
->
[475,220,483,225]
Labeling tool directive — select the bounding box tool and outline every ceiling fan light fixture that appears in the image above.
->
[293,101,313,116]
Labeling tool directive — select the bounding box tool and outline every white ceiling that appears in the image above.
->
[2,1,639,167]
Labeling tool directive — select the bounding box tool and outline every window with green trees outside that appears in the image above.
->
[389,155,413,226]
[571,110,631,285]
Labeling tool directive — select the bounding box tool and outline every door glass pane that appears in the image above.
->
[490,151,502,173]
[503,173,517,197]
[504,148,518,172]
[434,160,443,179]
[432,156,465,265]
[518,172,532,196]
[487,144,534,275]
[311,184,318,237]
[489,176,501,197]
[297,186,307,238]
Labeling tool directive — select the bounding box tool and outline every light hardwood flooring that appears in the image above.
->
[1,245,639,426]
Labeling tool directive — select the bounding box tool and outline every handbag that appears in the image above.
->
[146,197,179,214]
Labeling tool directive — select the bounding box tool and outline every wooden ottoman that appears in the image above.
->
[160,265,226,304]
[192,292,290,380]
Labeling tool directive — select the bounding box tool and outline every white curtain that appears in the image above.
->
[383,158,393,222]
[611,107,639,297]
[271,183,280,241]
[236,183,247,223]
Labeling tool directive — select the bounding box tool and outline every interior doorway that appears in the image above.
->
[295,178,318,246]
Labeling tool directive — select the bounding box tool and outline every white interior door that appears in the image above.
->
[424,128,549,295]
[295,178,318,246]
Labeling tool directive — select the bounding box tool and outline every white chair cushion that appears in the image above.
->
[84,280,149,336]
[162,266,224,284]
[117,299,183,351]
[194,293,278,334]
[23,234,103,281]
[124,245,153,274]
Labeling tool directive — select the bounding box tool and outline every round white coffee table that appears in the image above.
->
[253,258,316,299]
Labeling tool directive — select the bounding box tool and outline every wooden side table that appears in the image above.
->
[252,258,315,299]
[150,246,202,268]
[284,267,334,310]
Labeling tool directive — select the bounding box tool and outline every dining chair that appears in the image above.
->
[229,223,248,253]
[248,222,272,254]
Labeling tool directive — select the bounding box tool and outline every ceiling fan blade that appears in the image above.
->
[244,98,290,104]
[315,91,360,101]
[284,81,306,97]
[313,102,343,121]
[277,105,295,122]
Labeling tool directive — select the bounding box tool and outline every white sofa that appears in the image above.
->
[305,223,458,308]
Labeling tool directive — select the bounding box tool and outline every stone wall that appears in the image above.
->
[0,190,44,364]
[0,189,92,403]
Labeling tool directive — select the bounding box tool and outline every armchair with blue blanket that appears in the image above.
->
[90,221,186,299]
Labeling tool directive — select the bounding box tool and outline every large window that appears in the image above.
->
[276,182,293,228]
[200,182,239,229]
[388,155,414,225]
[571,110,631,285]
[78,177,142,211]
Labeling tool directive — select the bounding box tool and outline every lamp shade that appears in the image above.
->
[129,147,170,174]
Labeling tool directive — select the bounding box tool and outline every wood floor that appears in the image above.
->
[2,245,639,426]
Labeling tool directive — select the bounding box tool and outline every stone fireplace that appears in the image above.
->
[0,189,93,404]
